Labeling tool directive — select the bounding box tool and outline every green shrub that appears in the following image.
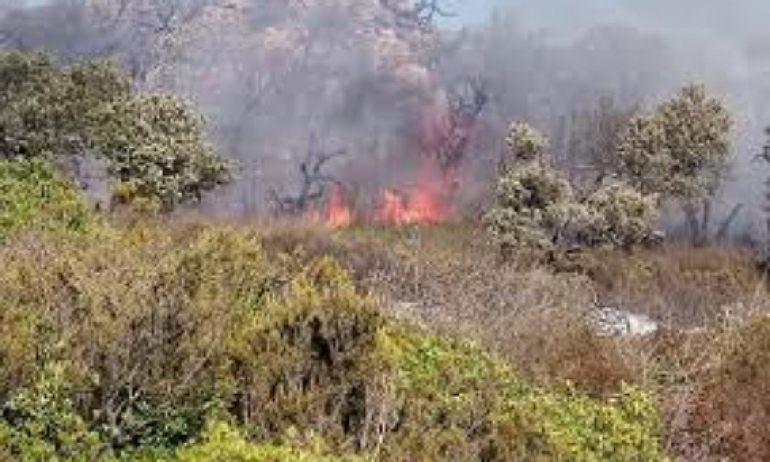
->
[227,256,389,449]
[616,83,731,201]
[176,421,350,462]
[0,222,667,460]
[486,123,658,254]
[0,363,109,461]
[0,225,284,453]
[0,51,231,211]
[0,225,385,455]
[582,184,658,249]
[485,123,575,252]
[506,121,549,162]
[380,329,665,461]
[0,159,92,242]
[93,94,232,210]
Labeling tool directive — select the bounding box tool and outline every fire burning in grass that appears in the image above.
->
[307,80,486,228]
[377,167,457,225]
[311,165,457,228]
[309,183,353,228]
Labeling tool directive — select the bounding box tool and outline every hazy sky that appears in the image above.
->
[465,0,770,40]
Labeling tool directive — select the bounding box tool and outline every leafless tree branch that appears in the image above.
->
[270,134,347,215]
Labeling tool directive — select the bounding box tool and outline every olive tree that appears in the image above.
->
[485,122,658,255]
[0,51,231,211]
[616,83,732,244]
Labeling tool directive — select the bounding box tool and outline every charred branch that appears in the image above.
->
[433,77,488,175]
[270,134,346,215]
[715,203,745,243]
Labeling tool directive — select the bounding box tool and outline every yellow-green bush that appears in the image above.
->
[381,329,664,461]
[0,159,93,242]
[0,363,108,462]
[0,225,386,455]
[0,225,288,452]
[0,223,666,460]
[176,421,350,462]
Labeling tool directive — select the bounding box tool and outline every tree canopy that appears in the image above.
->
[0,51,231,211]
[616,83,732,201]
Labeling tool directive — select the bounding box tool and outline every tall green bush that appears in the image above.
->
[616,84,731,200]
[616,83,731,243]
[0,224,665,460]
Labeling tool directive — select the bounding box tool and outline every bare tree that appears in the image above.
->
[760,127,770,258]
[433,78,488,176]
[269,134,347,216]
[553,96,639,193]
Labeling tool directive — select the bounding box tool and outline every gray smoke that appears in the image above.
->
[2,0,769,242]
[490,0,770,242]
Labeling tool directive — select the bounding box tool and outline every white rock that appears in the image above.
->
[589,307,659,337]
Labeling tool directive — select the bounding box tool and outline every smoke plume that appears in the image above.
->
[2,0,769,241]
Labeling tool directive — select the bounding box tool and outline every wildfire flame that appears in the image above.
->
[308,183,352,228]
[377,172,453,225]
[309,91,475,228]
[327,184,352,228]
[310,172,454,228]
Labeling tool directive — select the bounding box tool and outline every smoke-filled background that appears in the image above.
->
[1,0,769,241]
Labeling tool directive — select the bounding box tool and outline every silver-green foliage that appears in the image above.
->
[486,122,658,252]
[582,184,659,249]
[0,51,232,211]
[616,83,732,200]
[486,122,572,250]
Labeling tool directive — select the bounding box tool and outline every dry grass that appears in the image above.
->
[320,224,770,460]
[556,245,770,327]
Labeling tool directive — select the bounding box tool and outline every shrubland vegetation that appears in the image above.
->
[1,2,770,460]
[0,215,666,460]
[0,51,231,212]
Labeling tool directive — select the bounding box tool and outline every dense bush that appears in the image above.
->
[582,184,658,249]
[176,421,351,462]
[616,84,732,244]
[0,159,93,241]
[0,363,107,461]
[485,122,657,254]
[0,223,666,460]
[616,84,732,201]
[0,51,231,210]
[382,330,664,460]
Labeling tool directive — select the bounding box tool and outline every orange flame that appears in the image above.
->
[308,184,352,228]
[376,162,455,225]
[327,184,352,228]
[377,188,446,225]
[307,93,470,228]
